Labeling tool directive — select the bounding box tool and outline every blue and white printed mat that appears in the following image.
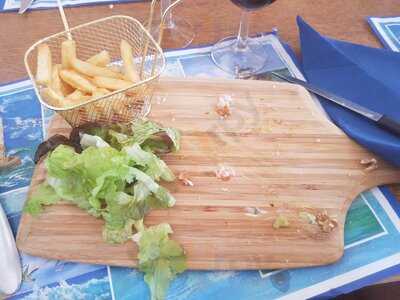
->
[368,16,400,51]
[0,0,140,12]
[1,34,400,299]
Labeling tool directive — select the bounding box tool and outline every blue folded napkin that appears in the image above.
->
[297,16,400,167]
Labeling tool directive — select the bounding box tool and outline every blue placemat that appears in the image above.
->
[368,16,400,51]
[1,33,400,300]
[0,0,143,13]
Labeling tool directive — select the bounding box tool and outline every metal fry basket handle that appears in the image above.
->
[56,0,72,39]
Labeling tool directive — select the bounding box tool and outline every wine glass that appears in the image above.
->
[211,0,277,77]
[150,0,195,49]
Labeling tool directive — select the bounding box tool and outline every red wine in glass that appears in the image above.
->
[231,0,276,10]
[211,0,277,76]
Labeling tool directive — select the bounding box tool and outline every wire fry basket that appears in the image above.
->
[24,0,182,127]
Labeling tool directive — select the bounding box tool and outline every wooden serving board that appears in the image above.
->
[17,78,400,270]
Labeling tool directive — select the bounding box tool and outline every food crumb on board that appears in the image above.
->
[245,207,266,217]
[171,117,176,122]
[316,138,321,143]
[273,215,290,229]
[178,172,194,187]
[299,211,317,225]
[215,95,232,119]
[109,4,114,9]
[316,211,338,233]
[221,187,229,192]
[155,95,167,104]
[215,164,235,181]
[360,157,378,172]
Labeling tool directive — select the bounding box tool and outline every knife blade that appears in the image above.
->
[18,0,35,14]
[271,72,400,137]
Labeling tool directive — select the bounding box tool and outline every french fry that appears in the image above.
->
[42,87,85,108]
[120,39,140,82]
[90,88,109,117]
[65,90,92,107]
[92,88,110,99]
[36,44,52,86]
[40,87,63,107]
[86,50,111,67]
[66,89,85,101]
[61,40,76,69]
[71,58,121,79]
[51,64,74,96]
[97,88,111,94]
[60,69,96,93]
[51,65,63,95]
[66,89,81,99]
[92,76,134,91]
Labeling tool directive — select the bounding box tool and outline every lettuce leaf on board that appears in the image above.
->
[80,119,181,153]
[24,184,60,216]
[130,119,181,153]
[124,144,175,182]
[24,119,187,299]
[134,224,187,300]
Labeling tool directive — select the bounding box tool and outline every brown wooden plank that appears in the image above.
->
[16,78,400,270]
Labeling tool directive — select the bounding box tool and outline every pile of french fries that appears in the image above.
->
[36,39,141,109]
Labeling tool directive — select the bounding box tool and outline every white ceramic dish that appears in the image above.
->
[0,204,21,295]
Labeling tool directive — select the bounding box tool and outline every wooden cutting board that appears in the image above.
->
[17,78,400,270]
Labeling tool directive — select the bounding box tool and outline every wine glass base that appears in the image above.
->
[150,15,195,49]
[211,36,267,77]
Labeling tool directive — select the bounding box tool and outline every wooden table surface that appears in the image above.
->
[1,0,400,284]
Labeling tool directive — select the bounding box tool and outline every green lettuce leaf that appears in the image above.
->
[131,120,180,153]
[103,219,136,244]
[164,128,180,152]
[44,145,134,217]
[80,133,110,149]
[23,184,60,216]
[101,190,150,243]
[124,144,175,182]
[135,223,187,300]
[108,129,130,150]
[131,120,162,145]
[76,119,180,153]
[128,167,176,207]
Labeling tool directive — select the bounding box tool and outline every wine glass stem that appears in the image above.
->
[161,0,174,29]
[237,10,250,50]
